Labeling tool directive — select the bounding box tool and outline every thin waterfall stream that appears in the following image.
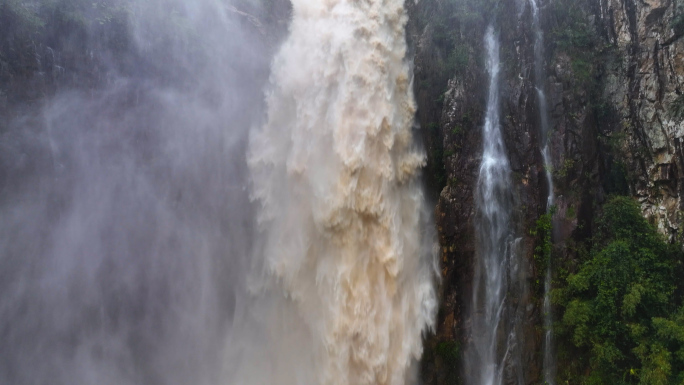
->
[529,0,557,383]
[466,26,522,385]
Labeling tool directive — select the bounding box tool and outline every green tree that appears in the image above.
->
[555,197,684,384]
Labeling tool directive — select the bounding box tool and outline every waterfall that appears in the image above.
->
[0,0,437,383]
[529,0,557,383]
[466,26,521,385]
[242,1,437,384]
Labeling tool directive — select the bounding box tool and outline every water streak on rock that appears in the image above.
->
[529,0,557,383]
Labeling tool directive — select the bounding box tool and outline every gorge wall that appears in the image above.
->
[408,0,684,384]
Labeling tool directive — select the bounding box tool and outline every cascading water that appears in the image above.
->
[240,1,438,384]
[0,1,436,384]
[466,26,521,385]
[529,0,557,383]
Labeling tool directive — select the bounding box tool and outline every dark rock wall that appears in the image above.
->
[408,1,548,383]
[595,0,684,242]
[407,0,684,383]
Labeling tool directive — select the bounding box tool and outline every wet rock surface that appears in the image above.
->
[408,0,684,383]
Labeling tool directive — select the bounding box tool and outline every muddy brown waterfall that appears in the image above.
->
[241,1,438,384]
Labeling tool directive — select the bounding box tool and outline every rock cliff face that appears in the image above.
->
[408,2,547,383]
[408,0,684,383]
[597,0,684,241]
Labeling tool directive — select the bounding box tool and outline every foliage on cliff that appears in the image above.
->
[554,197,684,384]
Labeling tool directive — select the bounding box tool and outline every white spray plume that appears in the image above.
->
[0,1,436,384]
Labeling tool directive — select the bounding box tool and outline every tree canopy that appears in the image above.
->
[555,196,684,384]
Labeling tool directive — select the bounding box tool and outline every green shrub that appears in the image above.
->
[670,94,684,120]
[446,44,470,75]
[672,12,684,37]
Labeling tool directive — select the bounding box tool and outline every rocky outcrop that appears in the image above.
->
[595,0,684,241]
